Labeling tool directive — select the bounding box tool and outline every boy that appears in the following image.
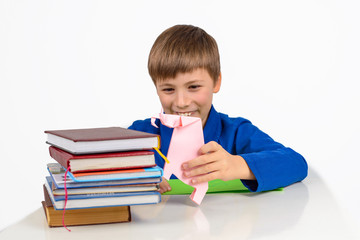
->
[129,25,308,194]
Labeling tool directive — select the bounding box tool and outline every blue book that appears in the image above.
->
[47,167,162,189]
[44,177,161,210]
[46,176,159,196]
[67,166,163,183]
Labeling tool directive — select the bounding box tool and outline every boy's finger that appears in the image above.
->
[183,161,220,178]
[158,178,171,193]
[182,153,215,170]
[199,141,221,154]
[190,171,219,185]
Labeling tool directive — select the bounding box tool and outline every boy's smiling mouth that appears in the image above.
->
[175,111,195,117]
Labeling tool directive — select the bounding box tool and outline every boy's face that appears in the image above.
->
[155,68,221,127]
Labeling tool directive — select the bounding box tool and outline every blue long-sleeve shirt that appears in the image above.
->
[128,105,308,192]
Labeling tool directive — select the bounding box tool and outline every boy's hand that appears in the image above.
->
[158,177,171,193]
[181,141,255,185]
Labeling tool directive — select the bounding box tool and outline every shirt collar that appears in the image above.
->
[203,105,222,143]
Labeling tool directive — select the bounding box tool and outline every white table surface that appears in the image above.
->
[1,168,359,240]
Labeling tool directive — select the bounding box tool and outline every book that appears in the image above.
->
[162,179,283,195]
[49,146,156,173]
[48,166,162,189]
[45,127,160,154]
[45,178,161,210]
[42,187,131,227]
[45,176,159,196]
[67,166,163,182]
[42,201,131,227]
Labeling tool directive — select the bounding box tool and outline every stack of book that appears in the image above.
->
[42,127,162,227]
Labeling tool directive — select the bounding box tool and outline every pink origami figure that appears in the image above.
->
[151,112,208,204]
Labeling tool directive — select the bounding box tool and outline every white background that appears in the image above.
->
[1,0,359,231]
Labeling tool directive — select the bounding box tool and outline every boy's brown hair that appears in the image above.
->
[148,25,221,84]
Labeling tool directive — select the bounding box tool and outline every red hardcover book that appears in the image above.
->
[44,127,160,154]
[49,146,156,173]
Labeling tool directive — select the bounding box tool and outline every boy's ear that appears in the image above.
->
[213,73,222,93]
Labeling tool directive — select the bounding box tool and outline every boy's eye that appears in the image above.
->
[162,88,174,93]
[189,85,201,90]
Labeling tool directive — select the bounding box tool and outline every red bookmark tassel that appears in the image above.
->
[62,166,71,232]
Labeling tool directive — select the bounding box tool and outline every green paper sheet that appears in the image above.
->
[162,179,283,195]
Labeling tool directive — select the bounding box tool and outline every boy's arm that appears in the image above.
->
[183,121,308,192]
[236,124,308,192]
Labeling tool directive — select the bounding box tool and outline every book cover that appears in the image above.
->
[44,127,160,154]
[49,146,156,173]
[42,187,131,227]
[44,178,161,210]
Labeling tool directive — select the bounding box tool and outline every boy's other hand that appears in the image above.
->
[158,177,171,193]
[181,141,255,185]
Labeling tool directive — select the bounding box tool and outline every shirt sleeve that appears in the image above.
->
[128,119,159,134]
[236,121,308,192]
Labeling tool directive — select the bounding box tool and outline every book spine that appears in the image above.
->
[49,146,71,169]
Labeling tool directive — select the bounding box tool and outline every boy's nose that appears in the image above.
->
[175,91,190,108]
